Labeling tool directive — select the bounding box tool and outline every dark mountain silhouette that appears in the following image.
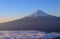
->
[0,10,60,32]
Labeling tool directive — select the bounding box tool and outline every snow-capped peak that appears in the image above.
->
[27,10,49,17]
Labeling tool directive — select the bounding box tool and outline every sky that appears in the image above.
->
[0,0,60,23]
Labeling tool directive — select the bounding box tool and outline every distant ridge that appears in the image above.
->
[0,10,60,32]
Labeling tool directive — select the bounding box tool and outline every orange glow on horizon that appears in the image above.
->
[0,17,22,23]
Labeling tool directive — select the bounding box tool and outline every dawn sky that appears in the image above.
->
[0,0,60,23]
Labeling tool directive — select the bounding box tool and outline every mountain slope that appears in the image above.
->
[0,10,60,32]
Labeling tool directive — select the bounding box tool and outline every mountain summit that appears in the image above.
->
[28,10,49,17]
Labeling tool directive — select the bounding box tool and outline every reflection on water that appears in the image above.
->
[0,30,60,39]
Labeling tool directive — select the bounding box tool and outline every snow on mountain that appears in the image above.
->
[27,10,49,17]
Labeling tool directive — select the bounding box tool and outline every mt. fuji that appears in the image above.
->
[0,10,60,32]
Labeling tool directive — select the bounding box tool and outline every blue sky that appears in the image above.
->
[0,0,60,18]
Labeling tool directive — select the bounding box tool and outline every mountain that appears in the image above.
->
[0,10,60,32]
